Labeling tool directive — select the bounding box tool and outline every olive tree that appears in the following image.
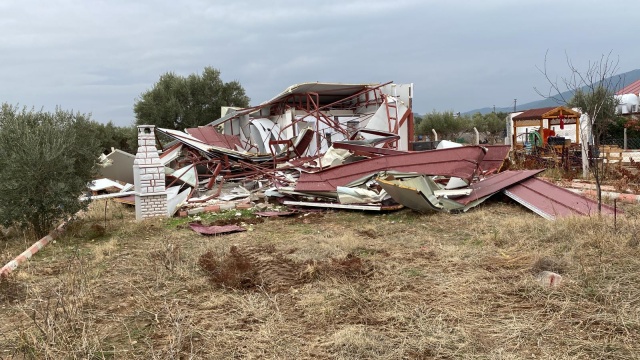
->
[472,112,506,144]
[0,104,101,237]
[417,110,472,141]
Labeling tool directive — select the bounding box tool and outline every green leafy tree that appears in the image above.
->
[413,113,423,126]
[94,121,137,154]
[568,86,619,145]
[616,117,640,139]
[134,67,250,130]
[417,110,472,141]
[472,112,506,144]
[0,104,101,237]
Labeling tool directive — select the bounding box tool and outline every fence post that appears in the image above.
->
[624,128,627,150]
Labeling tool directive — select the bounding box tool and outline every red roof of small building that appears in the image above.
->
[512,106,579,121]
[617,79,640,95]
[512,107,556,121]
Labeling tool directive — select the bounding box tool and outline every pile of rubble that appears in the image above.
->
[96,81,617,220]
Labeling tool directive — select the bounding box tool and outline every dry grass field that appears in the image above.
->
[1,198,640,359]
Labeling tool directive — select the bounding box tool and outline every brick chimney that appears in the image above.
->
[133,125,167,220]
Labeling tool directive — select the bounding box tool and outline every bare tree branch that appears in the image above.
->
[536,51,622,214]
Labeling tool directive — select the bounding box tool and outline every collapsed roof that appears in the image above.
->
[139,81,620,220]
[207,81,415,155]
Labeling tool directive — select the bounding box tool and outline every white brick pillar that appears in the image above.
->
[133,125,168,221]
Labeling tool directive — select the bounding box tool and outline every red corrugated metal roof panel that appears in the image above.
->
[294,146,487,193]
[479,145,510,174]
[512,107,557,121]
[617,79,640,95]
[503,177,618,219]
[454,169,544,205]
[186,126,243,150]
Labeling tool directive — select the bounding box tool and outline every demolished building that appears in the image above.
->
[102,81,618,220]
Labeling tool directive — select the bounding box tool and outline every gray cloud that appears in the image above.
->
[1,0,638,125]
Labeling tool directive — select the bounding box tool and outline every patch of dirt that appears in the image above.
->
[327,254,373,278]
[198,245,373,292]
[289,213,326,224]
[0,277,27,303]
[411,247,437,260]
[356,229,379,239]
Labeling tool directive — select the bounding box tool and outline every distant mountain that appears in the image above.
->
[463,68,640,115]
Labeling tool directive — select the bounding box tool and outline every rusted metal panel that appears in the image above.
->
[186,126,242,150]
[479,145,511,174]
[503,177,619,220]
[294,146,487,193]
[332,142,405,156]
[189,223,246,235]
[454,169,544,205]
[512,107,556,121]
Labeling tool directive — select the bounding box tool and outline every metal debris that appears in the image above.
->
[503,177,618,220]
[189,223,246,235]
[87,81,619,222]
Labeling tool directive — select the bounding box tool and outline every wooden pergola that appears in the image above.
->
[512,106,581,145]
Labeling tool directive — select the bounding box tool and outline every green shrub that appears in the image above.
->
[0,104,101,237]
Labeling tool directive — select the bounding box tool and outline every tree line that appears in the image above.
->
[414,111,508,144]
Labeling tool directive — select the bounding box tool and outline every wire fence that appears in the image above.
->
[601,138,640,150]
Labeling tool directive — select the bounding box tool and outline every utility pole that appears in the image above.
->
[513,99,517,113]
[493,105,495,113]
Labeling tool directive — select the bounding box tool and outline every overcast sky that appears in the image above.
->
[1,0,638,126]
